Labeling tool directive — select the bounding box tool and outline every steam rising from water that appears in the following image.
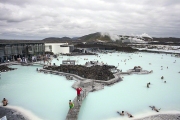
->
[100,32,120,41]
[100,32,152,41]
[139,33,153,39]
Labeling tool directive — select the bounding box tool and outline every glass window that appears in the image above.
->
[5,45,11,55]
[18,45,23,54]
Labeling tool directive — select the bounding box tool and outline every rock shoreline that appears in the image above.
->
[0,106,28,120]
[75,44,138,52]
[1,105,180,120]
[0,65,17,72]
[136,114,180,120]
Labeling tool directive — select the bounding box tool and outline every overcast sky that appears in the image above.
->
[0,0,180,40]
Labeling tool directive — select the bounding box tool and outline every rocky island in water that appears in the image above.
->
[0,65,17,72]
[44,64,116,80]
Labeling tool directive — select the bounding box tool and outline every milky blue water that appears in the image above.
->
[0,52,180,120]
[0,65,76,120]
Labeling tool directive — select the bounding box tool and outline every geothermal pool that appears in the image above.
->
[0,52,180,120]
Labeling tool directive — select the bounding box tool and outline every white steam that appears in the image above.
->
[100,32,152,41]
[139,33,153,39]
[100,32,120,41]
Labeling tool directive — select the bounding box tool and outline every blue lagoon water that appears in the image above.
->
[0,52,180,120]
[0,65,76,120]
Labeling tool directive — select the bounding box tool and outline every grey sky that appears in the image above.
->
[0,0,180,39]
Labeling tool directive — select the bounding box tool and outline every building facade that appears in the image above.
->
[45,43,74,54]
[0,40,45,63]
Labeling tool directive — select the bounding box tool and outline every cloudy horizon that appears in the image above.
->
[0,0,180,40]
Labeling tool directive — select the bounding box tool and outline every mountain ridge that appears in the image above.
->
[1,32,180,43]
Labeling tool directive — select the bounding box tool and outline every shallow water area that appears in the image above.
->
[0,52,180,120]
[77,52,180,120]
[0,65,76,120]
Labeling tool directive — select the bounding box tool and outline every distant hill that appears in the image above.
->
[42,37,73,43]
[42,33,117,43]
[43,37,71,41]
[78,33,152,42]
[71,37,79,40]
[41,33,180,43]
[78,32,112,42]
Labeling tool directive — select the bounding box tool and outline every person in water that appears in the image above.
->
[117,111,124,116]
[147,83,149,88]
[149,106,161,112]
[126,112,133,118]
[154,108,161,112]
[69,100,74,111]
[2,98,8,106]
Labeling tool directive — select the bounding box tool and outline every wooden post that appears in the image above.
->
[13,55,15,61]
[82,90,84,98]
[85,89,86,98]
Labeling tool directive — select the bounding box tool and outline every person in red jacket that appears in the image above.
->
[76,87,82,101]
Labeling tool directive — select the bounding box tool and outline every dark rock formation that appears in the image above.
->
[0,107,27,120]
[153,37,180,43]
[45,51,54,55]
[45,65,115,80]
[72,49,82,53]
[0,65,17,72]
[75,44,138,52]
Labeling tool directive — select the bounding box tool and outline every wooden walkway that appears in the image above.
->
[0,62,21,66]
[31,62,47,66]
[66,90,89,120]
[0,62,48,67]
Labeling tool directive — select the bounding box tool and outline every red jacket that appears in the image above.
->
[76,88,82,95]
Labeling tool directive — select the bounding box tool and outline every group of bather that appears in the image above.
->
[117,111,133,118]
[149,106,161,112]
[117,106,161,118]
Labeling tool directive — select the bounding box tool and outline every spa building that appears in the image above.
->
[0,40,45,63]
